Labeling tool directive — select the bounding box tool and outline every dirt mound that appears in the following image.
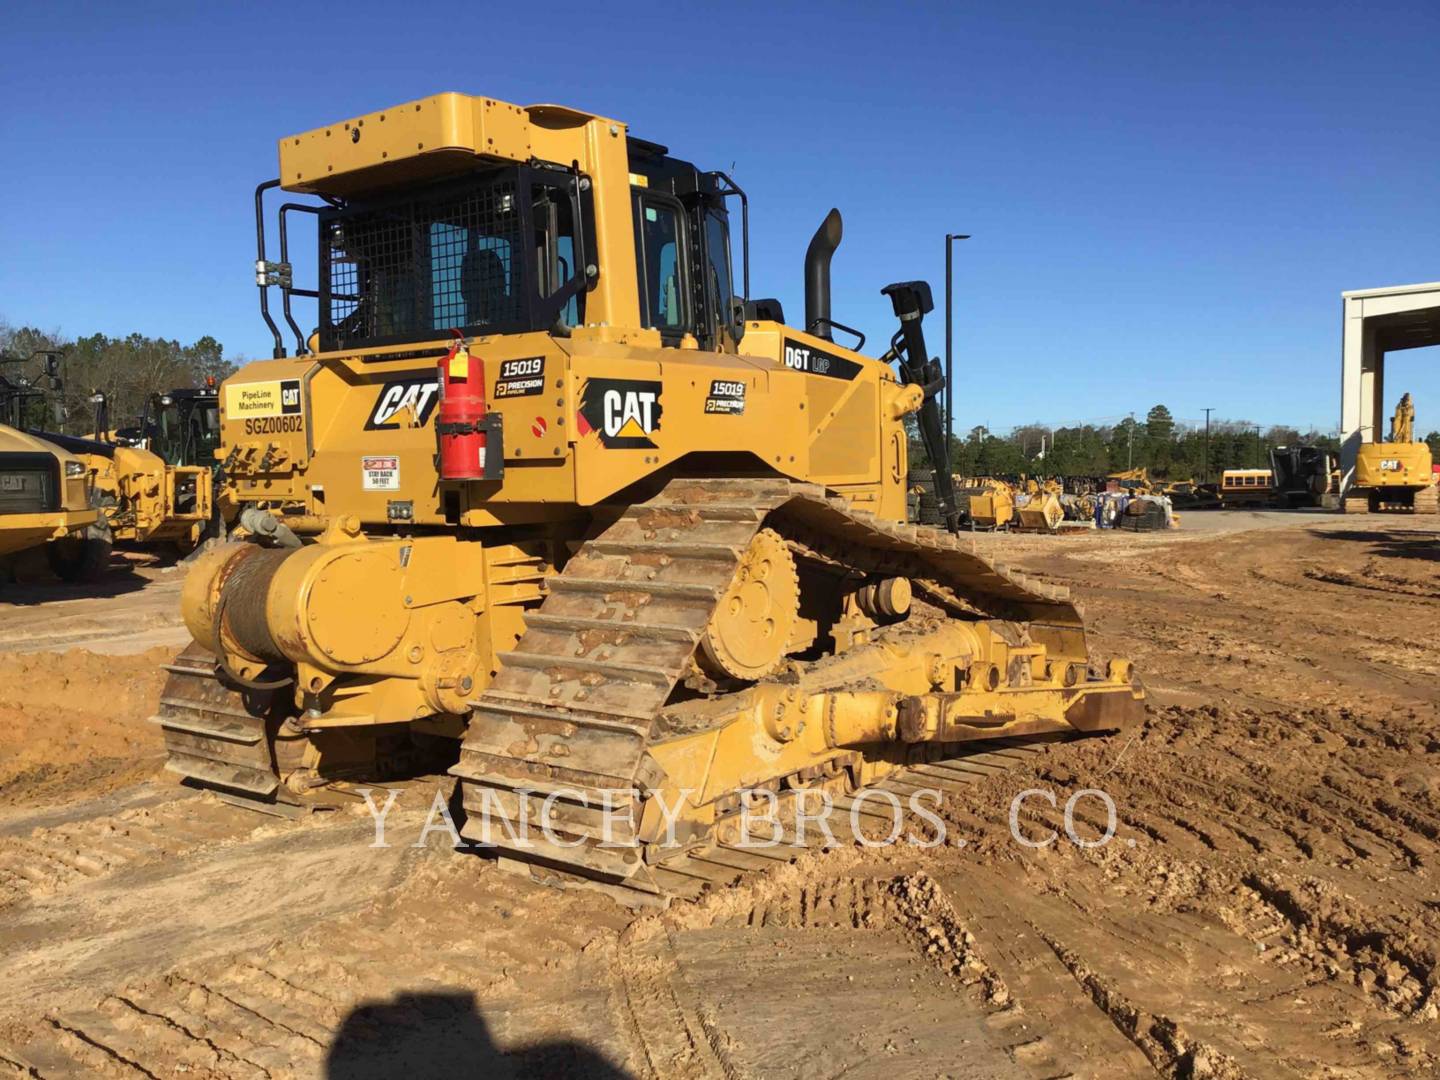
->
[0,647,173,805]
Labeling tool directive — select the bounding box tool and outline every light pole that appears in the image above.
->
[1202,407,1213,483]
[945,233,970,468]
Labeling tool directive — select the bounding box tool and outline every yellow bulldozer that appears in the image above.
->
[1345,392,1437,514]
[157,92,1143,904]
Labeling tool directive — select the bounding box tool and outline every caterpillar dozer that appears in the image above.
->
[1344,393,1437,514]
[157,92,1144,904]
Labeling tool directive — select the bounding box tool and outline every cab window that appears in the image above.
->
[634,193,689,336]
[703,209,734,342]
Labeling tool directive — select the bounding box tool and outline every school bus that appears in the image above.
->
[1220,468,1274,508]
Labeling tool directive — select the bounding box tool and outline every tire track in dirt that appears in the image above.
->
[0,796,282,910]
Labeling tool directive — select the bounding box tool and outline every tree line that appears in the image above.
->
[920,404,1440,481]
[0,322,240,435]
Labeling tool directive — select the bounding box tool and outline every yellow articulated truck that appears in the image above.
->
[156,92,1144,904]
[1345,393,1437,514]
[0,423,106,581]
[86,388,220,551]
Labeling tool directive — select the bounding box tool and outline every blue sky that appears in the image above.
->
[2,0,1437,434]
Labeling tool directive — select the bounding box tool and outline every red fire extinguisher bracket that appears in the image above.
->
[436,337,505,482]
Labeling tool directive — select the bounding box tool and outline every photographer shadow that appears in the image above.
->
[325,991,633,1079]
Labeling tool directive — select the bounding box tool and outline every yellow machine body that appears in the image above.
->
[1015,491,1063,533]
[1347,394,1437,513]
[1354,441,1432,490]
[0,424,97,558]
[158,92,1144,900]
[84,444,213,546]
[219,330,910,523]
[967,482,1015,530]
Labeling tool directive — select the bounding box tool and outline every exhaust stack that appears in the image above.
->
[804,208,843,340]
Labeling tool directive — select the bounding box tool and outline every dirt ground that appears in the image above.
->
[0,511,1436,1079]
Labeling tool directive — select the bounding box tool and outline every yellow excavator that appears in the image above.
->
[1345,392,1437,513]
[157,92,1144,904]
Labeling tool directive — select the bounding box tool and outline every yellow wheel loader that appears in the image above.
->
[1345,393,1437,514]
[0,423,106,581]
[157,93,1144,904]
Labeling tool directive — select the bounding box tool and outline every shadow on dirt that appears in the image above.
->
[325,992,633,1079]
[0,556,151,605]
[1309,528,1440,562]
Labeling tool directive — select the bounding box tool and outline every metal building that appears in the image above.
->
[1340,281,1440,491]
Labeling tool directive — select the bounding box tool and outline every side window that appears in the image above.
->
[534,184,580,327]
[556,234,578,326]
[635,194,688,335]
[703,209,734,342]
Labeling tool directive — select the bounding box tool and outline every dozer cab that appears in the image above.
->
[1345,393,1437,514]
[158,92,1144,904]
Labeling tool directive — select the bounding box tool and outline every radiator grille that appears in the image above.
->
[0,459,56,515]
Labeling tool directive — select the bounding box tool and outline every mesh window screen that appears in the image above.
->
[323,173,523,350]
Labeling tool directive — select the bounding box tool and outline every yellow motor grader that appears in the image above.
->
[158,92,1144,903]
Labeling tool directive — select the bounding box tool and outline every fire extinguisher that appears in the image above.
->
[436,332,489,481]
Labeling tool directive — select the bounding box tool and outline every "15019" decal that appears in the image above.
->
[494,356,546,399]
[704,379,747,415]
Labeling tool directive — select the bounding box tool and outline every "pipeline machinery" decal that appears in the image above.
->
[227,378,304,435]
[493,356,546,399]
[577,378,663,449]
[704,379,747,415]
[365,377,440,430]
[781,339,862,381]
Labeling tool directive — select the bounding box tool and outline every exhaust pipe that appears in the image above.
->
[804,208,843,340]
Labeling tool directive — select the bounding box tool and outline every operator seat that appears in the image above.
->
[461,247,516,327]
